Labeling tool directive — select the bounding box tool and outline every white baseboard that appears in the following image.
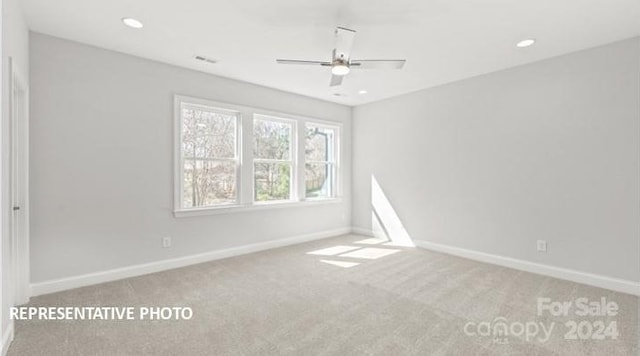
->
[414,239,640,296]
[350,227,640,296]
[31,227,351,297]
[1,321,14,356]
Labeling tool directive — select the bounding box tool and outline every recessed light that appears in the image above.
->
[516,39,535,48]
[358,90,368,95]
[122,17,143,29]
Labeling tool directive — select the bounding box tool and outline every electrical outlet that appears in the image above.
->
[537,240,547,252]
[162,236,171,248]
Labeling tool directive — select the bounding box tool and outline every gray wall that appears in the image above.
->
[29,31,640,285]
[29,33,352,283]
[352,38,640,282]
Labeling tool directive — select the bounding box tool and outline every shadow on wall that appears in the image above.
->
[371,175,415,247]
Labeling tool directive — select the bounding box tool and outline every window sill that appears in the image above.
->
[173,198,343,218]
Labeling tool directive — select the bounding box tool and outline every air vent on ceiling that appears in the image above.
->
[194,55,217,64]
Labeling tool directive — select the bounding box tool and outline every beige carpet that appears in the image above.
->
[9,234,639,355]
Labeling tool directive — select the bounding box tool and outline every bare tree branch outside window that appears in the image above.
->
[253,118,292,201]
[181,106,238,208]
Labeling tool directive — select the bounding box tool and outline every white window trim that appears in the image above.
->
[252,114,297,203]
[174,97,242,211]
[304,121,340,200]
[173,95,343,217]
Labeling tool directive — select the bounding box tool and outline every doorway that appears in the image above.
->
[9,57,29,305]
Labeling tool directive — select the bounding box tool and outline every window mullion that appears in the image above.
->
[240,109,254,206]
[290,120,298,202]
[297,120,306,201]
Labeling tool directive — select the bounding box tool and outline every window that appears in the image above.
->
[253,116,295,202]
[177,101,240,209]
[305,123,337,199]
[174,95,341,216]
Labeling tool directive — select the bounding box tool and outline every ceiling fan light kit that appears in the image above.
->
[331,63,350,76]
[276,26,406,87]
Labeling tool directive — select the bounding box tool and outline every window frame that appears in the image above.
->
[174,95,342,217]
[304,122,339,200]
[174,96,243,211]
[252,114,297,204]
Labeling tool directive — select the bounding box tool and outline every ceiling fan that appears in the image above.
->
[276,27,406,87]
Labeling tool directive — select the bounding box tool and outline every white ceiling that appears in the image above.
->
[21,0,640,106]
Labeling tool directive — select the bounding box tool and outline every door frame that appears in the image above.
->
[8,57,30,305]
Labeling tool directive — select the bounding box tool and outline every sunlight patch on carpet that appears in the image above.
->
[307,245,360,256]
[339,247,401,260]
[320,260,360,268]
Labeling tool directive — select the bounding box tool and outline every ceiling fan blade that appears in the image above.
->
[334,27,356,60]
[276,59,331,66]
[350,59,406,69]
[329,74,343,87]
